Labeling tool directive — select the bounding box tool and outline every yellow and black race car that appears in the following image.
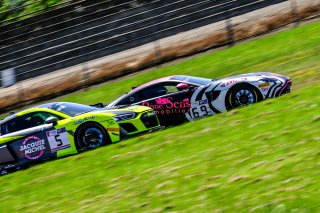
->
[0,102,160,175]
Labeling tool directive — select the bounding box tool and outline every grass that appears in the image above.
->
[0,0,65,24]
[0,21,319,212]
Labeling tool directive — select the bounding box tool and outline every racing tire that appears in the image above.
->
[75,122,110,150]
[226,84,261,110]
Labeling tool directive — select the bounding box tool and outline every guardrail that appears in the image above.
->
[0,0,319,113]
[0,0,290,83]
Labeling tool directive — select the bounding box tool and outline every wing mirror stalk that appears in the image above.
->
[45,117,59,126]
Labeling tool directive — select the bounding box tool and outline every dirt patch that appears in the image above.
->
[159,30,228,62]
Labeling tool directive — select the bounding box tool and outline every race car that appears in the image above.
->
[0,102,160,175]
[108,72,291,126]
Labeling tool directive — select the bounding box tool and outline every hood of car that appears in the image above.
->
[220,72,290,82]
[95,105,153,115]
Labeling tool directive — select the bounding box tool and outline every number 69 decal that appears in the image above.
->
[190,105,209,119]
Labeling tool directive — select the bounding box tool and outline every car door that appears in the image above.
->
[134,82,194,126]
[0,112,63,166]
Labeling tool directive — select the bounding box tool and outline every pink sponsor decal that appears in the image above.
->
[221,78,247,87]
[142,97,191,114]
[19,136,46,160]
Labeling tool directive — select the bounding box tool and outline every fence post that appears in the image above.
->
[16,81,24,104]
[225,11,235,47]
[82,62,90,91]
[289,0,300,27]
[153,39,162,66]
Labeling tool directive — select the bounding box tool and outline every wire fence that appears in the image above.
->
[0,0,291,80]
[0,0,319,114]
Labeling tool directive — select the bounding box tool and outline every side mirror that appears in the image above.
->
[176,83,190,91]
[45,117,59,126]
[89,103,104,108]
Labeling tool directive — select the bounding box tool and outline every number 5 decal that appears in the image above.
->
[47,128,71,152]
[54,134,63,146]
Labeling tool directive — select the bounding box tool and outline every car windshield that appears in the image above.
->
[170,76,214,85]
[49,103,97,117]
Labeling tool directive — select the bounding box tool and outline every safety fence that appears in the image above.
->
[0,0,295,82]
[0,0,319,113]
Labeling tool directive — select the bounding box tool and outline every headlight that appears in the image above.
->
[146,110,155,116]
[113,113,136,122]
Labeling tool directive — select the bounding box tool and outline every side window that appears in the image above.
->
[163,85,181,93]
[2,112,62,134]
[140,82,180,100]
[116,82,187,105]
[117,93,144,105]
[1,123,9,136]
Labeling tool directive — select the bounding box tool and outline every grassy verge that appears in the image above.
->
[0,21,319,212]
[0,0,65,24]
[1,81,319,212]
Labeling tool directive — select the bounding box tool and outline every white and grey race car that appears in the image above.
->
[108,72,292,126]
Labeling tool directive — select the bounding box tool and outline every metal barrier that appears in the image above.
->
[0,0,290,81]
[0,0,319,113]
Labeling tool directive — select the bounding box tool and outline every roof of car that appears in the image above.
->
[130,76,175,93]
[0,102,60,125]
[31,102,57,109]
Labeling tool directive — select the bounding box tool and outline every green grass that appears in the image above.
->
[0,0,65,24]
[1,21,320,212]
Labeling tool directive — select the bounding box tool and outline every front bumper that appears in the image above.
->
[118,110,161,138]
[278,79,292,96]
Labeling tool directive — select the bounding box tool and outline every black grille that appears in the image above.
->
[140,112,158,128]
[284,81,292,94]
[119,123,138,133]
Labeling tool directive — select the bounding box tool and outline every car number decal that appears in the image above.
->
[46,128,71,152]
[189,103,211,120]
[186,83,221,121]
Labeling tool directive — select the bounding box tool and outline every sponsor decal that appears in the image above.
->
[19,136,46,160]
[199,99,208,105]
[258,82,270,88]
[221,80,238,87]
[47,128,71,152]
[107,119,116,126]
[107,128,120,132]
[74,116,95,125]
[221,78,248,87]
[142,97,191,115]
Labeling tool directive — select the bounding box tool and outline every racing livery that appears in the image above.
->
[0,102,160,175]
[109,72,291,126]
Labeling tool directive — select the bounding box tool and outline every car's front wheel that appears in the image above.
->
[76,122,110,150]
[226,84,260,109]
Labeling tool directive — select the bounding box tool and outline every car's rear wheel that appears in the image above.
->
[76,122,110,150]
[226,84,260,109]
